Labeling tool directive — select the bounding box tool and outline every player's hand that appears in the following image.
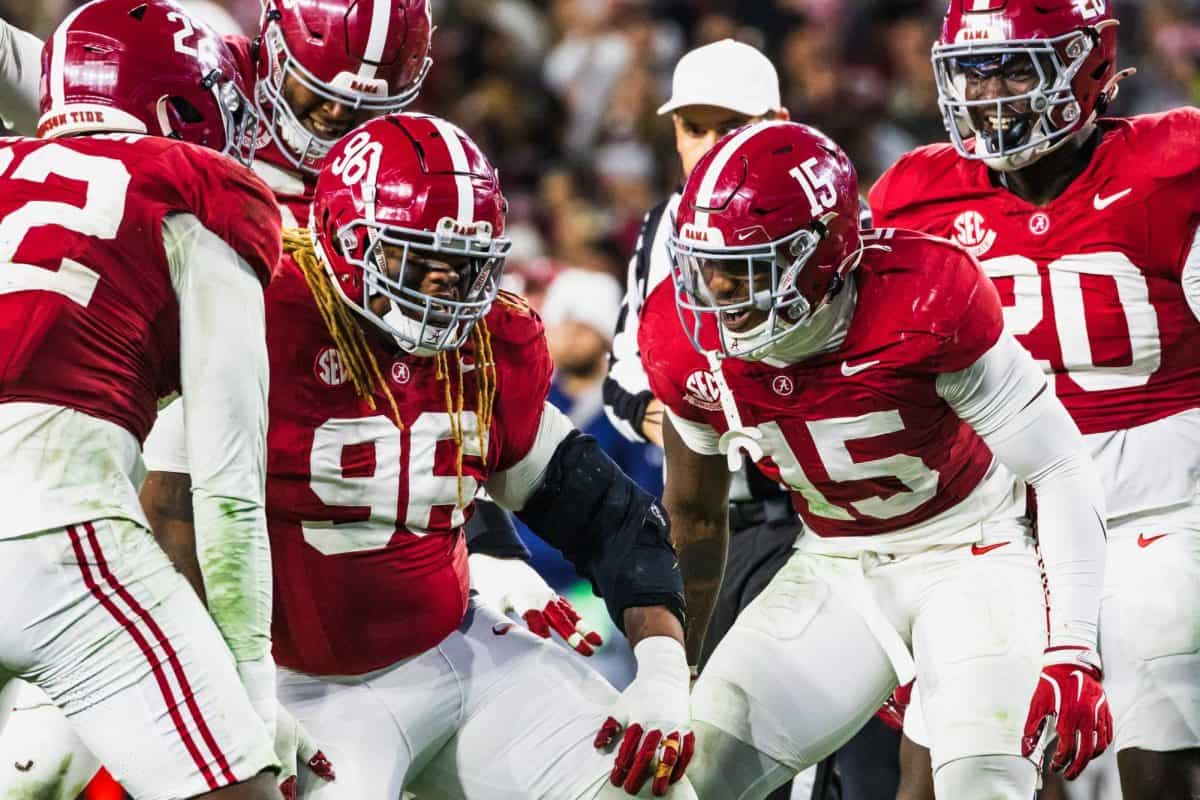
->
[1021,648,1112,781]
[594,636,694,796]
[275,704,335,799]
[876,680,914,732]
[469,553,603,656]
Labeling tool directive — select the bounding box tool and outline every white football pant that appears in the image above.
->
[689,535,1046,799]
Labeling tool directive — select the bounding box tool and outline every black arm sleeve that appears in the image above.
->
[465,499,531,561]
[516,431,686,633]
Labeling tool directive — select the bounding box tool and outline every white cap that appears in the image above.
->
[541,268,623,341]
[657,39,781,117]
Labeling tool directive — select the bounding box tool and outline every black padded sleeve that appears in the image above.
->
[516,431,686,633]
[465,499,531,561]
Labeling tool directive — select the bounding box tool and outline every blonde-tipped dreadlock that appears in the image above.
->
[285,225,502,508]
[283,228,403,430]
[433,317,499,507]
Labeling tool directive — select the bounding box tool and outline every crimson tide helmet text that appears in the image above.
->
[668,120,862,359]
[255,0,433,175]
[932,0,1126,170]
[37,0,257,164]
[310,113,510,355]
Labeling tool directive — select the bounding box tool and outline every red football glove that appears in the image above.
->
[469,554,603,655]
[594,637,694,796]
[1021,648,1112,781]
[876,680,914,732]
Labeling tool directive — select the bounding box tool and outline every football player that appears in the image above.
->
[0,0,595,658]
[0,1,284,798]
[604,38,899,800]
[640,120,1112,799]
[136,112,696,799]
[0,1,429,796]
[1,1,597,795]
[869,0,1200,797]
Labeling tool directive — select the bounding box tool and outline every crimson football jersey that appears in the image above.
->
[870,110,1200,436]
[265,258,553,675]
[641,230,1010,539]
[0,134,280,441]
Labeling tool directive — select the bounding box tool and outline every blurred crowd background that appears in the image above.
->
[7,0,1199,315]
[3,1,1195,796]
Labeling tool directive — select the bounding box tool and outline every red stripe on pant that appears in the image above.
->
[80,522,238,783]
[67,523,235,789]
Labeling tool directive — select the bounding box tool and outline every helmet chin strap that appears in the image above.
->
[988,119,1096,173]
[381,303,443,358]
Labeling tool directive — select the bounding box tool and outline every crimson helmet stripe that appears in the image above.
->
[357,0,391,80]
[49,1,97,109]
[427,116,475,224]
[692,120,789,230]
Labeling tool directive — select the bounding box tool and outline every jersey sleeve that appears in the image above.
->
[489,293,556,472]
[637,282,712,426]
[927,245,1005,374]
[867,157,908,228]
[152,143,282,285]
[143,398,190,473]
[665,407,722,456]
[1146,108,1200,280]
[868,144,960,230]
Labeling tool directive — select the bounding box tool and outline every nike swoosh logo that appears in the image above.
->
[1093,188,1132,210]
[492,622,514,636]
[1137,533,1167,548]
[736,230,757,241]
[971,541,1010,556]
[840,359,880,377]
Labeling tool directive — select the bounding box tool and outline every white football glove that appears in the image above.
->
[594,636,694,797]
[468,553,603,655]
[275,704,335,799]
[237,656,335,798]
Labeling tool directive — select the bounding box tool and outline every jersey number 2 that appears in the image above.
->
[0,144,131,306]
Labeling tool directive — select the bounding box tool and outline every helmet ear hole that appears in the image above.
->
[168,96,204,124]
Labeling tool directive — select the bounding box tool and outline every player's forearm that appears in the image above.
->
[989,384,1106,649]
[508,414,687,635]
[140,470,206,602]
[940,336,1107,649]
[622,604,686,650]
[169,214,273,663]
[669,508,727,664]
[661,415,731,664]
[191,495,272,657]
[1023,453,1107,650]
